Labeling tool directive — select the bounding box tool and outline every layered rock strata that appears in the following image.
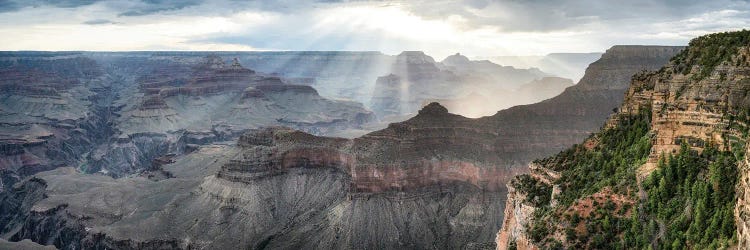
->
[0,104,518,249]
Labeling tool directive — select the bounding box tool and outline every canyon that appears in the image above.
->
[0,45,683,249]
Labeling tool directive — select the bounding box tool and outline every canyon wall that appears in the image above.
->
[496,31,749,249]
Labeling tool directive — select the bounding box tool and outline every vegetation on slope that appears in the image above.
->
[512,30,750,249]
[523,106,741,249]
[624,143,738,249]
[672,29,750,79]
[526,107,652,248]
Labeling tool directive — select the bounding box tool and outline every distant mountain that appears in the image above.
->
[424,77,574,118]
[149,51,572,119]
[441,53,549,89]
[369,51,561,118]
[482,52,603,82]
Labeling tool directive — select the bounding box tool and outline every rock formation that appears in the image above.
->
[0,103,520,249]
[496,30,750,249]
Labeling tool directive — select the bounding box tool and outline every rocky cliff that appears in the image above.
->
[496,30,750,249]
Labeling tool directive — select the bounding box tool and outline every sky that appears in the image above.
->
[0,0,748,58]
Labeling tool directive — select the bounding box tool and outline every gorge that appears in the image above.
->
[0,44,684,249]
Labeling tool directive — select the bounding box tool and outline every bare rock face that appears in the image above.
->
[218,104,527,193]
[495,165,550,250]
[371,47,679,118]
[442,53,548,89]
[102,55,376,176]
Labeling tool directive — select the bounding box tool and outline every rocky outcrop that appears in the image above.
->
[442,53,547,90]
[371,47,678,118]
[477,45,683,162]
[101,55,376,176]
[496,31,749,249]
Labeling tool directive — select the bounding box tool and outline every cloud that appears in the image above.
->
[0,0,103,12]
[395,0,750,32]
[0,0,748,56]
[82,18,119,25]
[116,0,203,16]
